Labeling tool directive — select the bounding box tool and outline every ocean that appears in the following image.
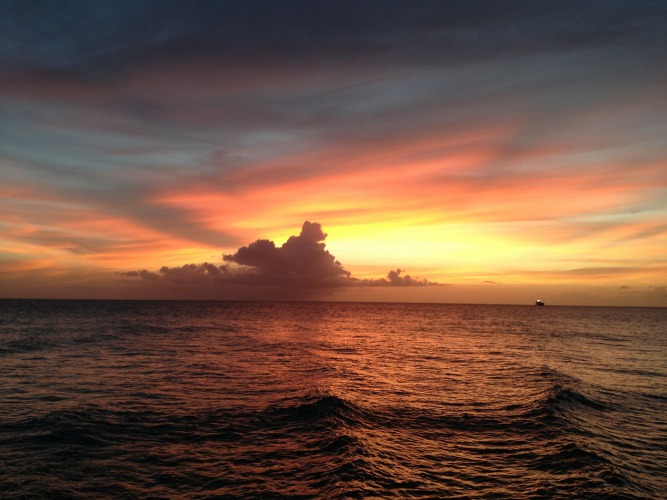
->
[0,300,665,499]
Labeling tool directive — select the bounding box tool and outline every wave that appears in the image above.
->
[2,393,367,450]
[5,376,615,448]
[1,387,649,498]
[3,300,665,498]
[0,377,612,433]
[266,392,369,426]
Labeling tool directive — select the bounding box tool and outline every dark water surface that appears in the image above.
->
[1,300,665,498]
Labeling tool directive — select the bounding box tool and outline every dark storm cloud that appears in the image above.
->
[123,221,437,292]
[3,0,664,76]
[222,221,352,287]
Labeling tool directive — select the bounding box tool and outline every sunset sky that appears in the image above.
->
[1,1,666,305]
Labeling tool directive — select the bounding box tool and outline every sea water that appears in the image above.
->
[0,300,665,498]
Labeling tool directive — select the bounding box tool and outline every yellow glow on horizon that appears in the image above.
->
[149,148,665,289]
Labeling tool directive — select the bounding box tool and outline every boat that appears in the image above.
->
[535,299,545,306]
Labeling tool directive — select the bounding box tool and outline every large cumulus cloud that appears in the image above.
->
[222,221,351,287]
[123,221,437,294]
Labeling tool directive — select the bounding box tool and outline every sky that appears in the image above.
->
[1,0,666,306]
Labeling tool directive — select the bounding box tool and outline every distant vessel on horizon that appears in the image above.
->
[535,299,545,306]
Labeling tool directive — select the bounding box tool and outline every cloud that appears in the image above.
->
[222,221,351,287]
[360,269,437,287]
[613,285,667,306]
[3,0,662,77]
[123,263,228,286]
[562,267,640,277]
[123,221,437,295]
[648,286,667,298]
